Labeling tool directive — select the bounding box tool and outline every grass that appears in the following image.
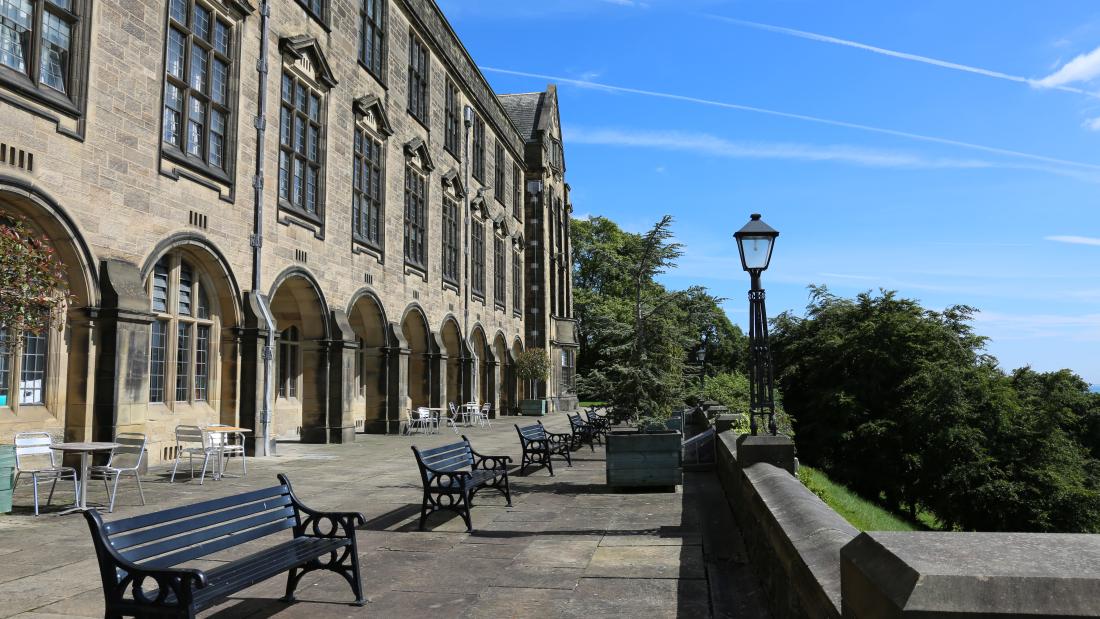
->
[797,466,936,532]
[578,401,607,407]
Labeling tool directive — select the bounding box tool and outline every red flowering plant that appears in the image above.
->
[0,216,73,351]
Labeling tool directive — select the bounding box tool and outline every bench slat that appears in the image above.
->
[109,495,294,551]
[104,485,290,535]
[141,518,296,569]
[417,442,471,459]
[424,452,474,468]
[122,506,296,564]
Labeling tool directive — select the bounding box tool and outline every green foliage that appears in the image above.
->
[636,416,670,432]
[572,215,748,422]
[514,348,551,383]
[798,466,929,532]
[774,286,1100,533]
[0,216,71,339]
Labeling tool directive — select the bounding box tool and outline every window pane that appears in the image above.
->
[187,95,205,156]
[178,262,192,316]
[278,150,290,198]
[0,328,10,406]
[175,322,190,401]
[213,19,229,55]
[211,58,227,104]
[166,27,185,78]
[0,0,31,73]
[18,330,47,405]
[169,0,186,23]
[279,105,291,146]
[189,42,207,91]
[152,258,169,312]
[196,286,209,319]
[305,166,317,213]
[209,109,225,168]
[39,10,71,93]
[192,3,210,41]
[194,325,208,401]
[149,320,167,403]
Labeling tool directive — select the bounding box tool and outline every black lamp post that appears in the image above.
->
[734,213,779,436]
[694,343,706,388]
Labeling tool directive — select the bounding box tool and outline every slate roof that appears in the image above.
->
[498,92,543,142]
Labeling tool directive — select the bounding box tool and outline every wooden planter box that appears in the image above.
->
[606,430,682,488]
[519,399,547,416]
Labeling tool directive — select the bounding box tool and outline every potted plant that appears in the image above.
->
[515,348,551,416]
[606,412,682,489]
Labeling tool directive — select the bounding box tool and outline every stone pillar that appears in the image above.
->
[239,292,272,456]
[385,322,409,435]
[736,434,797,475]
[428,331,446,409]
[317,309,356,444]
[460,341,475,405]
[485,357,498,418]
[92,259,154,443]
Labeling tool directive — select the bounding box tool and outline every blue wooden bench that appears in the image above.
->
[515,421,572,476]
[83,473,365,617]
[585,408,612,439]
[568,412,601,451]
[411,436,512,531]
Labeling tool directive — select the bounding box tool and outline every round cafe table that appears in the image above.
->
[49,442,120,513]
[200,426,251,480]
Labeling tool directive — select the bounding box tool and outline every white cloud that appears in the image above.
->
[971,310,1100,341]
[1045,235,1100,246]
[481,66,1100,173]
[1084,117,1100,131]
[705,15,1097,98]
[1036,45,1100,88]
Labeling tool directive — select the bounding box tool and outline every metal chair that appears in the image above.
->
[415,407,438,435]
[405,408,430,435]
[89,433,146,512]
[13,431,78,516]
[448,401,462,434]
[170,425,216,484]
[476,403,493,428]
[207,424,246,477]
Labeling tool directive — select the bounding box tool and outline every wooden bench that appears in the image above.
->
[585,408,612,439]
[83,473,365,618]
[568,412,601,451]
[411,436,512,531]
[515,421,572,476]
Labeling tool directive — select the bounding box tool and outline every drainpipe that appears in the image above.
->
[462,105,472,400]
[250,0,274,456]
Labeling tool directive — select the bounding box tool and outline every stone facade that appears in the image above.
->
[0,0,572,462]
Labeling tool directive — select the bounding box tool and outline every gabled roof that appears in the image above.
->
[441,169,466,198]
[404,137,435,171]
[353,95,394,136]
[279,35,338,89]
[498,92,542,142]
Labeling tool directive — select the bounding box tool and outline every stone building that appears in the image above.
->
[0,0,576,462]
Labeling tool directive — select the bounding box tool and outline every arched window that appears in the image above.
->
[148,254,217,405]
[0,327,49,408]
[277,326,299,399]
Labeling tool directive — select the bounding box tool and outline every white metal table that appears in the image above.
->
[49,441,120,513]
[200,427,250,481]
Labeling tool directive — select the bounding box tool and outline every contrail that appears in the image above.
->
[482,66,1100,171]
[703,15,1096,99]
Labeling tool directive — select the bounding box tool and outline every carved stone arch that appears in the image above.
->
[279,35,338,90]
[140,232,244,328]
[353,94,394,137]
[267,266,332,340]
[403,137,434,172]
[441,169,465,199]
[400,302,431,413]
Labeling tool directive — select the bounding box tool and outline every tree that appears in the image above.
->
[0,216,71,340]
[515,348,551,399]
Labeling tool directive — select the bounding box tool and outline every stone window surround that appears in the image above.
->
[406,29,429,127]
[358,0,385,83]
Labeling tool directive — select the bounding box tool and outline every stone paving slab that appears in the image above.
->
[0,412,769,618]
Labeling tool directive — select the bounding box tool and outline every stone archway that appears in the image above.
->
[348,291,387,434]
[440,317,463,409]
[401,307,431,412]
[493,332,509,416]
[269,272,329,442]
[0,185,97,444]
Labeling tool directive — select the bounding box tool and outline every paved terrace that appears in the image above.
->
[0,412,769,618]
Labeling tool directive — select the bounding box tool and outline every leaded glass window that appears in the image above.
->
[472,113,485,181]
[442,196,459,284]
[444,78,460,156]
[404,162,427,268]
[353,126,383,247]
[512,247,521,314]
[512,163,522,220]
[472,220,485,297]
[278,71,325,217]
[407,32,428,123]
[493,235,505,309]
[0,326,51,408]
[359,0,384,80]
[278,326,299,399]
[148,254,218,407]
[0,0,85,110]
[494,141,506,204]
[162,0,235,175]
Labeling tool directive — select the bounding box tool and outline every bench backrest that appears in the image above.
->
[411,439,474,481]
[568,413,588,430]
[515,423,547,442]
[95,482,298,569]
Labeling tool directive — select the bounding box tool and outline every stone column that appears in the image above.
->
[385,322,410,435]
[428,331,446,409]
[239,292,272,456]
[91,259,154,443]
[460,340,475,405]
[318,309,356,444]
[485,356,498,418]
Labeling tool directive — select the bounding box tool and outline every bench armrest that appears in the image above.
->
[470,449,511,471]
[545,431,571,443]
[278,473,366,539]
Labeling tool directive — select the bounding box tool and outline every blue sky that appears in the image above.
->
[440,0,1100,383]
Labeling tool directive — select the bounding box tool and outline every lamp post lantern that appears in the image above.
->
[734,213,779,436]
[694,341,706,388]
